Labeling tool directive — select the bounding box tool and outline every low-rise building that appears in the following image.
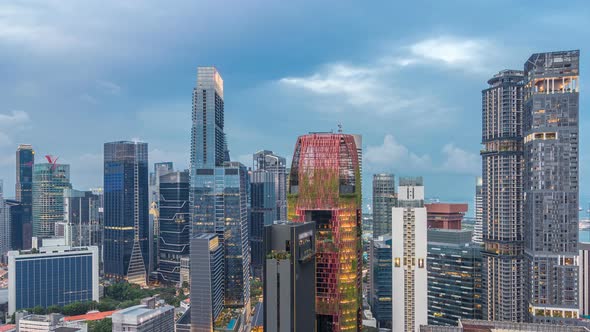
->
[111,304,174,332]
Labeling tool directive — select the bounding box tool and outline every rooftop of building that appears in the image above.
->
[425,203,468,214]
[112,304,173,324]
[9,245,97,257]
[63,310,117,322]
[427,228,474,246]
[0,325,15,332]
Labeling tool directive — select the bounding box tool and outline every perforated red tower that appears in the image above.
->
[288,133,362,331]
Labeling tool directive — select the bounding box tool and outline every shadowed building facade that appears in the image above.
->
[287,133,362,331]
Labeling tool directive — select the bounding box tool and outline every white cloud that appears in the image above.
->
[440,143,480,175]
[97,80,122,95]
[364,134,431,172]
[0,110,31,146]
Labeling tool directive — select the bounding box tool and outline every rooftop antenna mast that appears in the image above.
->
[337,122,343,133]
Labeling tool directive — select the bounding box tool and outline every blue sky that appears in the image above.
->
[0,0,589,215]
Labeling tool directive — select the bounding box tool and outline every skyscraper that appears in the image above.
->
[372,174,396,238]
[0,181,10,257]
[392,177,427,332]
[580,242,590,318]
[427,229,483,326]
[157,171,190,284]
[287,133,362,331]
[149,162,174,275]
[103,141,149,285]
[250,169,275,279]
[15,144,34,249]
[263,221,316,331]
[190,67,250,309]
[190,233,224,332]
[425,203,467,230]
[481,69,525,321]
[254,150,287,221]
[7,199,24,250]
[369,235,392,329]
[473,177,483,244]
[63,189,101,248]
[523,50,580,323]
[32,159,72,238]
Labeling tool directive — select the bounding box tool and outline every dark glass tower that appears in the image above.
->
[523,50,580,323]
[372,173,396,238]
[249,169,275,279]
[253,150,287,221]
[15,144,33,249]
[157,171,190,284]
[103,141,149,285]
[481,69,525,321]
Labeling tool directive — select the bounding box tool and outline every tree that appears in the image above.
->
[88,318,112,332]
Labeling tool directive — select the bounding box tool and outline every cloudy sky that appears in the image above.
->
[1,0,589,214]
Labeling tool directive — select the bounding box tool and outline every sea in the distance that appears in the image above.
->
[581,228,590,243]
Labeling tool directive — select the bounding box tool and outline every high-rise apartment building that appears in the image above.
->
[372,174,396,238]
[369,235,392,329]
[157,171,190,284]
[427,229,483,326]
[32,160,72,238]
[190,67,250,309]
[287,133,362,331]
[263,221,316,332]
[250,169,275,279]
[481,69,525,321]
[190,233,224,332]
[392,177,427,332]
[16,144,34,249]
[253,150,287,221]
[473,177,483,244]
[580,241,590,318]
[8,246,99,315]
[523,50,580,323]
[103,141,149,285]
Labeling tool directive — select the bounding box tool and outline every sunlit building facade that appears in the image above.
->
[32,161,72,238]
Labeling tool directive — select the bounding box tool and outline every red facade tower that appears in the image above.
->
[288,133,362,331]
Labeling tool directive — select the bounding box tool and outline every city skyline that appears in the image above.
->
[1,1,589,213]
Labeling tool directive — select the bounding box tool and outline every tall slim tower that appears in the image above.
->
[16,145,34,248]
[392,177,427,332]
[288,133,362,331]
[190,67,250,310]
[32,159,72,238]
[473,177,483,244]
[481,69,525,321]
[523,50,580,323]
[250,169,275,279]
[103,141,149,286]
[253,150,287,221]
[372,174,396,238]
[0,181,10,256]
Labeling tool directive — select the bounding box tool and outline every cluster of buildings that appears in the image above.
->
[0,49,586,332]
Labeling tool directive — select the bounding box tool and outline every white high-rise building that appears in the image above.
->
[392,177,427,332]
[473,176,483,244]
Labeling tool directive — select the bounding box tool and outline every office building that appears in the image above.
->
[63,189,101,249]
[425,203,468,230]
[112,304,174,332]
[103,141,149,285]
[0,181,10,257]
[8,246,99,315]
[473,177,483,244]
[190,67,250,308]
[263,221,315,332]
[16,144,34,249]
[149,162,173,275]
[420,319,590,332]
[580,242,590,318]
[369,235,392,329]
[253,150,287,221]
[250,170,275,279]
[427,229,483,326]
[149,162,173,205]
[7,199,24,250]
[288,132,363,331]
[372,174,396,238]
[481,69,525,321]
[156,171,190,284]
[392,177,427,332]
[190,233,224,332]
[523,50,580,323]
[32,159,72,238]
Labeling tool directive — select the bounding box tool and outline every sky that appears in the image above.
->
[0,0,589,215]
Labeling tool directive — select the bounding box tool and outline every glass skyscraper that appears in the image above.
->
[523,50,580,323]
[103,141,149,285]
[190,67,250,309]
[157,171,190,284]
[16,144,34,249]
[372,173,396,239]
[369,235,392,329]
[249,169,275,279]
[32,161,72,238]
[253,150,287,221]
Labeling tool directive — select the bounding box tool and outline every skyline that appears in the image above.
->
[1,0,589,213]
